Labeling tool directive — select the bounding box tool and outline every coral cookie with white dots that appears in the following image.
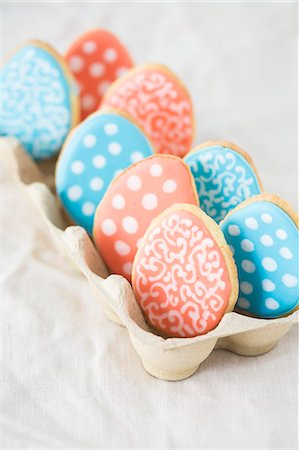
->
[132,203,238,338]
[101,64,194,158]
[55,110,154,234]
[65,29,134,120]
[93,155,199,280]
[220,194,299,318]
[184,141,263,223]
[0,40,79,160]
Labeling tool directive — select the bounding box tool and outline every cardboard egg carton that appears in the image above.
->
[3,137,298,381]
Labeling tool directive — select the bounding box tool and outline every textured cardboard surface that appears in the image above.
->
[3,137,298,380]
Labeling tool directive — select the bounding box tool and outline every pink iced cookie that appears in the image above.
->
[101,64,194,158]
[93,155,198,280]
[132,204,238,338]
[65,29,134,120]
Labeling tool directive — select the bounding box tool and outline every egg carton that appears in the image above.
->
[3,137,298,381]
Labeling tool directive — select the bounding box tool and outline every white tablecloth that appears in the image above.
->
[2,2,298,448]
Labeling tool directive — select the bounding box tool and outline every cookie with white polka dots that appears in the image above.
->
[65,29,134,120]
[55,110,154,233]
[132,203,238,338]
[220,194,299,318]
[184,141,263,223]
[101,64,194,158]
[93,155,199,280]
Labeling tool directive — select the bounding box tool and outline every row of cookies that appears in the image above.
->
[1,29,193,160]
[1,30,298,339]
[55,106,298,337]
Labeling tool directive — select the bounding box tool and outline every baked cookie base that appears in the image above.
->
[3,137,298,381]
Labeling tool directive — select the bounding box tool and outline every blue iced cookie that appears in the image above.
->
[55,110,155,233]
[0,40,79,160]
[184,141,263,223]
[220,194,298,318]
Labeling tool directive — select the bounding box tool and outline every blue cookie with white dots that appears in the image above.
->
[220,194,298,318]
[0,40,79,160]
[55,110,155,233]
[184,141,263,223]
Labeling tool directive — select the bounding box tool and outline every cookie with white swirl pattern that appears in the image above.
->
[101,64,194,158]
[184,141,263,223]
[132,203,238,338]
[0,40,79,160]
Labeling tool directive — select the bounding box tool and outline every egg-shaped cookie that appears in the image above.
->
[93,155,199,280]
[132,203,238,338]
[101,64,194,158]
[56,110,154,234]
[220,194,298,318]
[184,141,262,223]
[65,29,134,121]
[0,40,79,160]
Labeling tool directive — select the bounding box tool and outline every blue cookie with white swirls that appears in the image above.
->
[184,141,263,223]
[56,110,155,234]
[220,194,299,318]
[0,41,79,160]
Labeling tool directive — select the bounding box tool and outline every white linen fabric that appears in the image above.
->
[1,2,298,449]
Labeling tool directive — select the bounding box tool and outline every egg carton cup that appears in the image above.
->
[3,137,298,381]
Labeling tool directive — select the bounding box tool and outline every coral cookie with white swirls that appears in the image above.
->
[93,155,199,280]
[132,204,238,338]
[184,141,262,223]
[56,110,154,234]
[65,29,134,121]
[221,194,299,318]
[0,40,79,160]
[101,64,194,158]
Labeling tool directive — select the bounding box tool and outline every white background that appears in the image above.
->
[2,2,298,449]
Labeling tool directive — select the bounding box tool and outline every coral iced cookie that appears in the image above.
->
[0,40,79,160]
[56,110,154,233]
[132,204,238,338]
[101,64,194,158]
[184,141,262,223]
[220,194,299,318]
[93,155,198,280]
[65,29,134,120]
